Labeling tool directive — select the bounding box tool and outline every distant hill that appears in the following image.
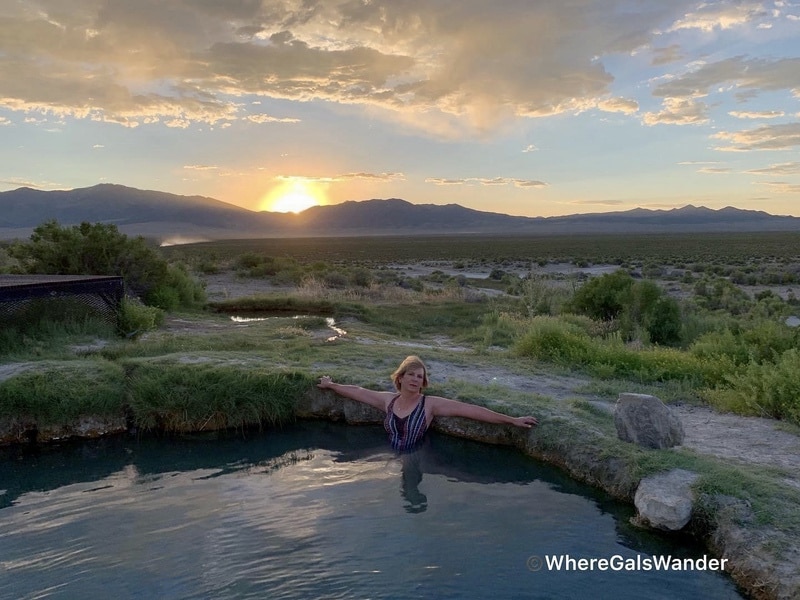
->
[1,183,800,241]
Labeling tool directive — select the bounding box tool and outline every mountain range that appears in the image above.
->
[2,183,800,241]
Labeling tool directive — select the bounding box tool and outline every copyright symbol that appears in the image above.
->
[526,555,543,572]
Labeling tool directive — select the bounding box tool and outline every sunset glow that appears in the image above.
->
[262,180,326,214]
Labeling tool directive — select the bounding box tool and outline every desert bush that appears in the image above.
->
[514,316,595,363]
[10,220,204,309]
[234,252,264,271]
[0,245,20,273]
[693,277,751,314]
[117,297,165,337]
[520,276,571,316]
[145,263,205,310]
[468,310,525,348]
[567,269,634,320]
[644,296,682,346]
[641,263,664,278]
[689,318,798,368]
[703,349,800,425]
[514,315,713,384]
[566,271,682,346]
[323,271,350,288]
[349,267,373,287]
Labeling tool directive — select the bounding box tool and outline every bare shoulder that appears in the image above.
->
[360,389,398,411]
[425,395,465,415]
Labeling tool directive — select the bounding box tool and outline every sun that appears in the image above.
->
[262,179,325,214]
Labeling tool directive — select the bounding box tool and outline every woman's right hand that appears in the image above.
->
[317,375,334,389]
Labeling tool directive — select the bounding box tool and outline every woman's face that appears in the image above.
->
[399,367,426,392]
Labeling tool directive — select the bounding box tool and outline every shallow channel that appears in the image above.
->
[0,422,745,599]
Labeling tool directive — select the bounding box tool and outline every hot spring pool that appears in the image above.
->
[0,422,745,599]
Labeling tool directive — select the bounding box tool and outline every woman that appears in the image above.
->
[317,355,538,451]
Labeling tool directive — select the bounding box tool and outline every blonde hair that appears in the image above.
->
[391,355,429,391]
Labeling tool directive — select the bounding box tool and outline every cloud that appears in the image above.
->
[652,56,800,101]
[697,166,732,174]
[597,97,639,115]
[729,110,785,119]
[0,0,700,136]
[424,178,464,186]
[246,114,301,124]
[425,177,546,188]
[277,172,405,183]
[757,181,800,193]
[331,172,406,182]
[643,98,709,125]
[522,144,538,153]
[713,122,800,151]
[183,165,220,171]
[667,1,769,32]
[570,199,626,206]
[0,177,61,189]
[745,162,800,175]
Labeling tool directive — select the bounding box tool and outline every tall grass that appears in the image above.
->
[513,316,722,385]
[126,363,312,432]
[0,361,126,424]
[702,348,800,422]
[0,304,117,360]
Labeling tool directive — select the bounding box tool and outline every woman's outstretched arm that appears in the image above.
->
[427,395,538,428]
[317,376,394,413]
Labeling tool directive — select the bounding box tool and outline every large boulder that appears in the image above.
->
[634,469,698,531]
[614,393,684,449]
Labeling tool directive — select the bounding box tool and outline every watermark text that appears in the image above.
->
[527,554,728,573]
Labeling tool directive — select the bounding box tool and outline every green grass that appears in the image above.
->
[0,360,126,424]
[0,313,117,361]
[126,361,311,432]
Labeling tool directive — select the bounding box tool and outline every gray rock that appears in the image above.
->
[634,469,699,531]
[614,393,684,449]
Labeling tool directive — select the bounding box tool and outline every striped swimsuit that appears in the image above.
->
[384,395,428,452]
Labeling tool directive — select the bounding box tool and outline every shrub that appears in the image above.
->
[645,296,682,346]
[703,349,800,425]
[567,271,682,346]
[350,267,373,287]
[323,271,350,288]
[10,220,205,309]
[514,316,594,363]
[117,297,164,337]
[567,269,634,320]
[521,276,571,316]
[515,316,714,384]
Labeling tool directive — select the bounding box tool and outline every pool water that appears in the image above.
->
[0,422,745,599]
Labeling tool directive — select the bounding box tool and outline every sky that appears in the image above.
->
[1,0,799,218]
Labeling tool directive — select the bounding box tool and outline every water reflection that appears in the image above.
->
[0,423,745,599]
[227,314,346,341]
[400,451,427,513]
